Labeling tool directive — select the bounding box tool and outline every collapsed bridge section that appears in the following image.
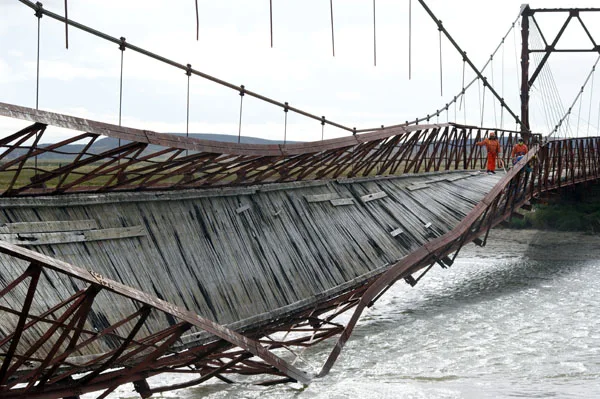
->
[2,104,599,397]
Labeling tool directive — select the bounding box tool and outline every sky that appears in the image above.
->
[2,0,600,143]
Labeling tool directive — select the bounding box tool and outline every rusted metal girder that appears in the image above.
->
[0,233,383,398]
[0,238,321,398]
[0,102,523,197]
[521,5,531,138]
[520,6,600,138]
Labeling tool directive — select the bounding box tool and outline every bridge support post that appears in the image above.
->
[520,4,531,140]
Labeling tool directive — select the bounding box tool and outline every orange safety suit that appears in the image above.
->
[511,143,528,158]
[476,138,501,172]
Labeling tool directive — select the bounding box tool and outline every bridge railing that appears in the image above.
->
[535,137,600,194]
[0,103,523,197]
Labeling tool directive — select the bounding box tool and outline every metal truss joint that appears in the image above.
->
[119,36,126,52]
[34,1,43,18]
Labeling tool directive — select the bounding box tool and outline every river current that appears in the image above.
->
[95,229,600,399]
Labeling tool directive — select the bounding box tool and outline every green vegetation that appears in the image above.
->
[508,185,600,233]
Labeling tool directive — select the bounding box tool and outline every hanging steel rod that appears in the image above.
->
[417,0,525,130]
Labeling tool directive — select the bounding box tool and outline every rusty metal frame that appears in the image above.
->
[1,106,600,397]
[0,102,522,198]
[521,6,600,134]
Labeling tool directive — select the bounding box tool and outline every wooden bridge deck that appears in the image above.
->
[0,170,503,361]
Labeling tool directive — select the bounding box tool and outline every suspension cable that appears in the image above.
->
[118,37,125,127]
[597,96,600,136]
[531,22,570,137]
[373,0,377,67]
[195,0,199,41]
[416,0,524,128]
[34,2,43,172]
[17,0,524,137]
[587,65,595,136]
[438,26,443,96]
[550,54,600,137]
[64,0,68,49]
[270,0,273,48]
[238,85,245,143]
[17,0,356,133]
[283,102,289,145]
[577,85,584,137]
[408,0,412,79]
[490,55,497,127]
[501,39,505,129]
[412,8,522,129]
[186,64,192,138]
[480,83,486,127]
[330,0,335,57]
[35,2,42,110]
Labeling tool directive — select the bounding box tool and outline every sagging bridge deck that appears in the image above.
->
[0,103,599,398]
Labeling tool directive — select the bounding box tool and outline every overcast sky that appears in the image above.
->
[2,0,600,143]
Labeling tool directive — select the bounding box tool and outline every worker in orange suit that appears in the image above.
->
[511,137,528,165]
[476,131,502,174]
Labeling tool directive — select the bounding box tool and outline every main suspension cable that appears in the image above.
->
[549,54,600,137]
[416,0,525,129]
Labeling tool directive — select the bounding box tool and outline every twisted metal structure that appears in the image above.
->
[0,102,522,197]
[0,103,599,398]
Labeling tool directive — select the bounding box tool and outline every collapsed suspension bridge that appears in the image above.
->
[1,2,600,399]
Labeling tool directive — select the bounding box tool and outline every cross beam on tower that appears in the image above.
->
[520,4,600,138]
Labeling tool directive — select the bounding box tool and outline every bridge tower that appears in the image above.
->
[520,4,531,139]
[520,4,600,140]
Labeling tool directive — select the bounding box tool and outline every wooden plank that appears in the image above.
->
[390,228,404,237]
[0,232,86,245]
[330,198,354,206]
[444,175,466,182]
[2,220,98,234]
[305,193,338,203]
[0,226,145,246]
[84,226,146,241]
[236,205,251,214]
[360,191,387,203]
[407,184,429,191]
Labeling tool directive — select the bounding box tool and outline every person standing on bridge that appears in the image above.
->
[511,137,528,165]
[476,132,502,174]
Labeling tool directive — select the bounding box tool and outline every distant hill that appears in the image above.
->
[11,133,298,161]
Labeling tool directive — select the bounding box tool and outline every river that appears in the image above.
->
[94,229,600,399]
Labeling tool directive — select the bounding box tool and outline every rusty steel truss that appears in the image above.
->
[520,5,600,135]
[0,104,599,398]
[0,102,524,198]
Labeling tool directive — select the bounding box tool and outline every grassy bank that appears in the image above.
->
[508,185,600,233]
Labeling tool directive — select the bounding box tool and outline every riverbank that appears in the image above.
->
[508,184,600,233]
